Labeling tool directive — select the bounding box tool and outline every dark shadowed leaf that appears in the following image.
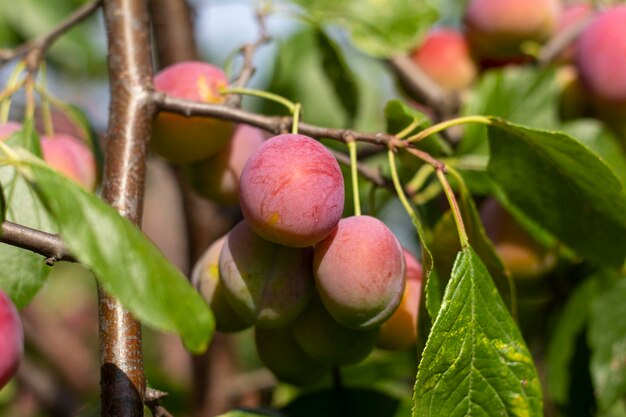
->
[216,409,287,417]
[589,269,626,412]
[283,388,402,417]
[487,120,626,267]
[413,247,542,417]
[316,30,359,122]
[11,150,214,353]
[546,277,597,405]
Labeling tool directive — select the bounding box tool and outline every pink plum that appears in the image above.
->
[0,290,23,390]
[313,215,406,330]
[239,133,344,248]
[152,61,235,164]
[40,134,97,191]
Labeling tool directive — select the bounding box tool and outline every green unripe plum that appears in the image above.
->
[219,220,314,329]
[191,236,252,333]
[377,249,423,351]
[464,0,561,62]
[152,61,235,164]
[186,124,264,206]
[41,134,98,191]
[291,297,379,367]
[314,216,405,330]
[239,133,345,248]
[255,326,329,386]
[411,28,477,92]
[0,290,23,389]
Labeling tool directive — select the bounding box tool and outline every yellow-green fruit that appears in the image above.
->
[291,297,379,367]
[191,236,251,333]
[255,326,329,386]
[152,61,235,164]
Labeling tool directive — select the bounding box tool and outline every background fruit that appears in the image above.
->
[152,61,235,164]
[411,28,477,91]
[239,133,344,248]
[377,249,423,351]
[219,220,314,329]
[480,199,554,279]
[554,3,593,63]
[0,122,22,141]
[186,124,264,206]
[313,215,406,330]
[192,236,252,333]
[40,134,97,191]
[255,326,329,386]
[0,290,23,390]
[291,297,379,367]
[464,0,560,62]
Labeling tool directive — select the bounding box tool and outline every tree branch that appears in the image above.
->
[0,0,102,68]
[537,14,594,66]
[99,0,155,415]
[1,221,73,264]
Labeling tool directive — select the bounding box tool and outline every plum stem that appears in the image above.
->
[39,62,55,137]
[388,148,421,228]
[347,138,361,216]
[405,115,493,143]
[436,168,469,248]
[291,103,301,134]
[220,87,297,116]
[0,61,27,124]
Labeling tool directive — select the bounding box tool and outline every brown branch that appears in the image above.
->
[149,0,199,67]
[388,55,460,118]
[153,92,402,147]
[225,7,272,107]
[99,0,155,415]
[0,0,102,68]
[1,221,73,264]
[537,14,595,66]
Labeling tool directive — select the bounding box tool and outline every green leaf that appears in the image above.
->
[316,30,359,122]
[413,247,542,417]
[0,123,55,307]
[14,151,214,353]
[545,277,597,405]
[384,100,452,157]
[589,269,626,411]
[561,119,626,189]
[290,0,437,57]
[487,120,626,267]
[460,67,560,155]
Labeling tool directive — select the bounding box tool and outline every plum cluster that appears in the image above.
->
[191,133,423,385]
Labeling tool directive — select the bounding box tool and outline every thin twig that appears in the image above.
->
[388,55,460,118]
[537,14,595,66]
[225,6,272,107]
[0,0,102,69]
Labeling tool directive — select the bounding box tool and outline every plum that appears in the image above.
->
[255,326,329,386]
[239,133,344,248]
[40,134,97,191]
[377,249,423,351]
[186,124,265,206]
[191,236,252,333]
[218,220,314,329]
[464,0,561,62]
[291,297,379,367]
[411,28,477,91]
[152,61,235,164]
[0,290,23,390]
[313,215,405,330]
